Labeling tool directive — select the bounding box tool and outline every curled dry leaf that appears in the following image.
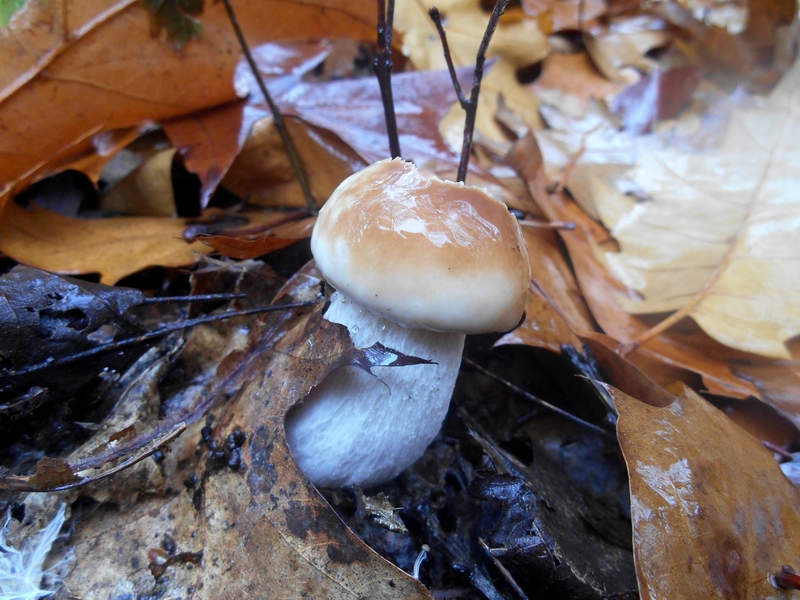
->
[199,216,316,260]
[520,0,607,33]
[495,228,593,353]
[531,52,622,118]
[611,66,700,133]
[99,148,178,216]
[612,382,800,599]
[584,15,671,85]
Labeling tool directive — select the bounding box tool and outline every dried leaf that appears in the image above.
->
[495,228,592,352]
[531,52,621,118]
[521,0,607,32]
[162,40,336,207]
[220,116,365,208]
[584,15,671,85]
[395,0,548,146]
[272,67,475,169]
[587,58,800,358]
[200,216,316,260]
[611,66,700,133]
[0,0,377,203]
[53,264,432,597]
[613,382,800,599]
[0,201,210,284]
[509,133,767,399]
[99,148,178,216]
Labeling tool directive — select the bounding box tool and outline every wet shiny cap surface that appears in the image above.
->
[311,158,531,333]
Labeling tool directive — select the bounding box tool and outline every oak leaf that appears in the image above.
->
[577,59,800,359]
[0,0,377,204]
[613,382,800,599]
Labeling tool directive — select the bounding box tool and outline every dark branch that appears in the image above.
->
[142,293,246,304]
[221,0,317,213]
[428,8,468,107]
[3,300,321,378]
[375,0,402,158]
[429,0,510,183]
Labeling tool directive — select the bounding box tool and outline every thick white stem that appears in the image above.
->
[285,292,465,488]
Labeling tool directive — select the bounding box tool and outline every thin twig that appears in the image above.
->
[462,357,615,439]
[221,0,317,213]
[142,293,246,304]
[3,300,321,377]
[519,219,576,231]
[429,8,468,107]
[429,0,510,182]
[375,0,402,158]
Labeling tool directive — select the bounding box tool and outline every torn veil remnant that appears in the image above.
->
[285,158,531,488]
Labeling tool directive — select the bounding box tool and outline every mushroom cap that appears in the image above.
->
[311,158,531,334]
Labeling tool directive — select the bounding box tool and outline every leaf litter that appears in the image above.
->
[1,0,800,598]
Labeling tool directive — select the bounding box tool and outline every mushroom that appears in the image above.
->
[285,158,530,488]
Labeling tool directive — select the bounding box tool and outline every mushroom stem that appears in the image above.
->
[285,291,465,488]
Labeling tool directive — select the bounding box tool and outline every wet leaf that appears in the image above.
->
[219,115,365,209]
[531,52,621,116]
[395,0,548,148]
[199,216,316,260]
[0,201,298,284]
[509,132,772,400]
[0,202,211,284]
[0,0,377,203]
[162,40,336,207]
[612,382,800,599]
[99,148,178,216]
[584,15,672,85]
[45,264,433,597]
[521,0,607,32]
[579,58,800,358]
[611,66,700,133]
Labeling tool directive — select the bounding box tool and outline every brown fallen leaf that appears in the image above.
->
[531,52,622,117]
[509,132,766,400]
[0,201,296,284]
[0,0,377,205]
[521,0,607,32]
[271,66,476,169]
[220,116,366,209]
[162,40,337,207]
[395,0,547,148]
[495,227,594,353]
[580,58,800,358]
[99,148,178,216]
[0,201,210,284]
[654,0,797,88]
[613,382,800,599]
[200,216,316,259]
[584,15,672,85]
[52,263,432,597]
[611,66,700,133]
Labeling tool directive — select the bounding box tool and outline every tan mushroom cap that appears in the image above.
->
[311,158,531,334]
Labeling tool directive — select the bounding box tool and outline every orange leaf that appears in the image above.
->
[0,0,377,207]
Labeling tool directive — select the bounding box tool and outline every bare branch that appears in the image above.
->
[375,0,402,158]
[221,0,317,213]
